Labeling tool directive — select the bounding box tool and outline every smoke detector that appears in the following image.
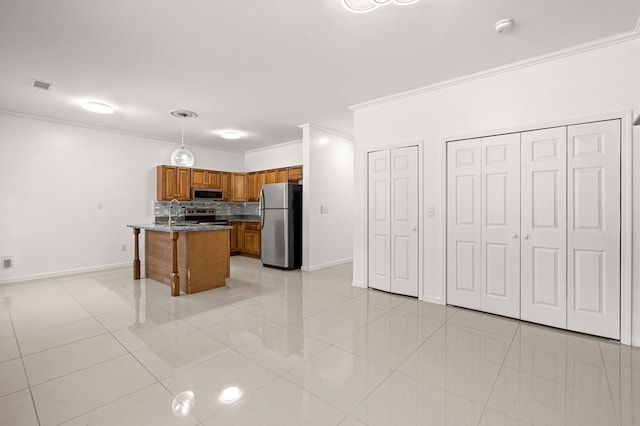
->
[495,19,514,34]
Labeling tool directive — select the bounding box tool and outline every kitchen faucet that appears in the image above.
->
[169,199,181,226]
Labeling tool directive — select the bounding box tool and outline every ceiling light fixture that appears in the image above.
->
[343,0,418,13]
[169,109,198,167]
[220,131,242,140]
[81,101,114,114]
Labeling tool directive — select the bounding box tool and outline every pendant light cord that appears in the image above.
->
[181,124,185,149]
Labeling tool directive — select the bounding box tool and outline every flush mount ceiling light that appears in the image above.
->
[81,101,114,114]
[343,0,418,13]
[220,131,242,140]
[169,109,197,167]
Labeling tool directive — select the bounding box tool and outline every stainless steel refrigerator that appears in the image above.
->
[260,183,302,269]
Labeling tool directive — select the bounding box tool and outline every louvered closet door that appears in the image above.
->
[447,139,481,309]
[390,146,419,297]
[481,134,521,318]
[368,150,391,292]
[567,120,620,339]
[520,127,567,328]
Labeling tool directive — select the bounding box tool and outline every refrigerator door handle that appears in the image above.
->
[259,188,265,229]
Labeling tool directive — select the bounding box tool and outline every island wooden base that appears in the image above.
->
[144,229,230,295]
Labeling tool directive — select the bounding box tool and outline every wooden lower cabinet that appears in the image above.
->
[242,222,261,257]
[229,221,261,258]
[229,222,242,255]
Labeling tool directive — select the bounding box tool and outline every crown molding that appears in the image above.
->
[0,108,246,153]
[298,122,353,140]
[350,30,640,111]
[244,138,303,154]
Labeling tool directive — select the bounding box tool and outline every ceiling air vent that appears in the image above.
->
[31,79,53,91]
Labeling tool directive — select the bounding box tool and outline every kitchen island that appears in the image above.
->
[127,223,231,296]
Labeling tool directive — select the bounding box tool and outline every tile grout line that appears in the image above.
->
[475,323,521,426]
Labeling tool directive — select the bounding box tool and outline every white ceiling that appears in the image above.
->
[1,0,639,152]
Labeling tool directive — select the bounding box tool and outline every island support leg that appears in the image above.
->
[132,228,141,280]
[170,231,180,296]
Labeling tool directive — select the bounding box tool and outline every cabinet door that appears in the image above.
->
[230,222,241,254]
[480,133,520,318]
[231,173,247,202]
[247,173,258,201]
[521,127,567,329]
[567,120,620,339]
[157,165,191,201]
[266,169,277,184]
[191,169,207,188]
[221,172,232,201]
[276,168,288,183]
[177,168,191,200]
[447,139,482,310]
[242,223,261,256]
[288,166,302,182]
[257,171,267,192]
[208,171,221,188]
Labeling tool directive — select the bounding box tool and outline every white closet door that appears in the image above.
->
[520,127,567,328]
[481,134,521,318]
[368,150,391,292]
[447,139,481,309]
[390,146,419,297]
[567,120,620,339]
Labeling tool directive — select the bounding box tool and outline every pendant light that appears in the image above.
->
[169,109,197,167]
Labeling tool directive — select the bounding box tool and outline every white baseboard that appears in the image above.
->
[301,257,352,272]
[351,280,367,288]
[0,261,133,285]
[420,294,446,305]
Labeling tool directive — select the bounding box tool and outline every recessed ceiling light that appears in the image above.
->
[220,131,242,140]
[81,102,115,114]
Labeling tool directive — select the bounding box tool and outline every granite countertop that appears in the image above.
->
[127,223,232,232]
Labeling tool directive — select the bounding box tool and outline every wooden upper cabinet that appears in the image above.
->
[231,173,247,202]
[288,165,303,182]
[191,169,221,189]
[265,169,277,184]
[221,172,232,201]
[276,168,288,183]
[157,165,191,201]
[247,172,260,202]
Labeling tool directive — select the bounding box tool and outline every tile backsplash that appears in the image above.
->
[155,201,259,219]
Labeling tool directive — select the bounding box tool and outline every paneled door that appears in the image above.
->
[390,146,419,297]
[368,150,391,292]
[368,147,419,296]
[447,139,482,309]
[520,127,567,328]
[481,134,521,318]
[567,120,620,339]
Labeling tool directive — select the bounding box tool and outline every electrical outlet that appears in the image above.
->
[427,206,435,217]
[320,205,329,214]
[1,256,13,269]
[98,202,104,210]
[120,244,127,252]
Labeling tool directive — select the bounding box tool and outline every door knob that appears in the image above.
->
[512,233,518,239]
[412,227,417,231]
[523,234,529,240]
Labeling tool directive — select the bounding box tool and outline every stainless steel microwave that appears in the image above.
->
[192,188,223,200]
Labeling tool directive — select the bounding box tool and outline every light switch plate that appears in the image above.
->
[320,205,329,214]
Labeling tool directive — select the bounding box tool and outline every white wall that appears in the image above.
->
[0,113,244,282]
[244,140,303,171]
[353,37,640,339]
[300,124,353,270]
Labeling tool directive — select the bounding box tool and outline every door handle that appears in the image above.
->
[412,227,417,231]
[523,234,529,240]
[512,233,518,239]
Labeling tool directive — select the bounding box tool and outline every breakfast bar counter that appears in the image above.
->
[127,223,231,296]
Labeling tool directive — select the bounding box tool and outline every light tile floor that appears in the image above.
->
[1,256,639,425]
